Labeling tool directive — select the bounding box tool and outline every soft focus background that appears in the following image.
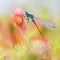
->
[0,0,60,60]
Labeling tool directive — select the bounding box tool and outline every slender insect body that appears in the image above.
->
[24,11,56,40]
[24,11,56,30]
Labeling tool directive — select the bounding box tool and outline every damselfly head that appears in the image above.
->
[23,11,30,23]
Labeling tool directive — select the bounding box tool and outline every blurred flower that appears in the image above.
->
[8,22,24,45]
[30,35,49,46]
[30,35,51,60]
[11,8,26,31]
[11,8,32,53]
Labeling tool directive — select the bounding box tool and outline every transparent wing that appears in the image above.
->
[34,17,56,30]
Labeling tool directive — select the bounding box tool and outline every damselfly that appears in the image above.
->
[24,11,56,33]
